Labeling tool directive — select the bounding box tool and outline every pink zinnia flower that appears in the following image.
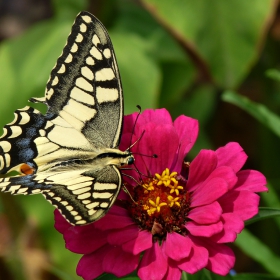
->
[54,109,267,279]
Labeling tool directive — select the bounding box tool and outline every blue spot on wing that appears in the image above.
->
[0,107,48,174]
[16,138,31,149]
[18,148,35,162]
[8,174,52,190]
[26,127,37,137]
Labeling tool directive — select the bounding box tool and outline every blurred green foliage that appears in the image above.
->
[0,0,280,279]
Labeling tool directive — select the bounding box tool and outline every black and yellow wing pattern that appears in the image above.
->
[0,11,133,225]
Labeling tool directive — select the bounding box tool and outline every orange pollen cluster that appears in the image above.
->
[126,168,191,238]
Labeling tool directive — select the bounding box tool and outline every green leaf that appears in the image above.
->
[246,207,280,225]
[222,90,280,138]
[110,32,161,112]
[52,0,88,18]
[172,85,217,124]
[114,2,194,107]
[159,61,195,109]
[236,229,280,275]
[266,69,280,82]
[50,266,78,280]
[261,183,280,209]
[19,20,73,98]
[141,0,277,88]
[0,17,74,129]
[233,274,280,280]
[184,270,233,280]
[260,183,280,231]
[0,44,17,115]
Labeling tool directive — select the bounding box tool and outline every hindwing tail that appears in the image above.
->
[0,166,121,225]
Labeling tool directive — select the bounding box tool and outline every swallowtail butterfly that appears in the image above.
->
[0,11,134,225]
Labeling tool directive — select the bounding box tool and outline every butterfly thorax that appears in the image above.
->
[79,148,134,171]
[37,148,134,173]
[94,148,134,167]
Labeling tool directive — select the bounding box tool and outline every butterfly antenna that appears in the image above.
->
[122,184,138,204]
[127,130,146,151]
[128,105,142,152]
[122,171,142,186]
[133,152,158,159]
[126,105,158,159]
[121,167,154,179]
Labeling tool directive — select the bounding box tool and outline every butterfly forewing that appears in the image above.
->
[40,11,123,149]
[0,11,130,225]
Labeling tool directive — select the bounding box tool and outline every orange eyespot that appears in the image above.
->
[20,163,35,175]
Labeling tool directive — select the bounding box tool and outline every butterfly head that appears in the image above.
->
[119,150,134,166]
[125,154,134,166]
[99,149,134,167]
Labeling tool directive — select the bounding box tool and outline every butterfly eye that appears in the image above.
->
[127,157,134,165]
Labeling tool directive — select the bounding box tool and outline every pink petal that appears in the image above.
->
[107,225,140,246]
[204,241,235,275]
[93,213,134,230]
[186,221,223,237]
[77,245,110,280]
[120,113,138,151]
[122,230,153,255]
[138,108,173,126]
[219,190,260,221]
[122,113,138,134]
[108,205,130,216]
[120,109,174,172]
[191,177,228,207]
[116,189,130,200]
[103,246,139,277]
[222,212,244,235]
[211,213,244,243]
[188,201,222,224]
[187,150,217,192]
[216,142,247,173]
[54,210,71,234]
[138,242,168,280]
[235,170,267,192]
[171,115,199,172]
[204,166,238,190]
[64,224,107,254]
[163,232,192,261]
[134,123,179,175]
[163,259,182,280]
[177,236,209,274]
[119,131,132,152]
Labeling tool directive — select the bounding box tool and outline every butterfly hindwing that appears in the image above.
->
[0,165,121,225]
[44,166,122,224]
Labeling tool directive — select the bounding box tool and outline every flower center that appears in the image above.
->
[125,168,190,240]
